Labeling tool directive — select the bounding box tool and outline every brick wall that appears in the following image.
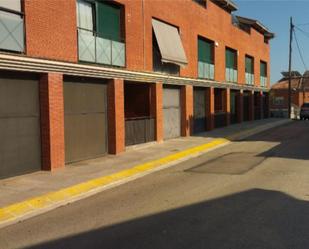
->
[24,0,78,62]
[39,73,65,170]
[23,0,270,87]
[107,78,125,154]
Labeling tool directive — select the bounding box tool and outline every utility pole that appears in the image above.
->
[288,17,294,119]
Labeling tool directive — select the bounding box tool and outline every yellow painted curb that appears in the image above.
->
[0,138,229,227]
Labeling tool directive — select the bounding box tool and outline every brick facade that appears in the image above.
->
[24,0,78,62]
[151,83,164,142]
[0,0,272,177]
[181,85,194,137]
[107,78,125,154]
[39,73,65,170]
[22,0,270,88]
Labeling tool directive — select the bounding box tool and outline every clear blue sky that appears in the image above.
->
[234,0,309,84]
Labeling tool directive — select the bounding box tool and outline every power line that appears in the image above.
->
[293,29,308,71]
[294,26,309,39]
[296,22,309,27]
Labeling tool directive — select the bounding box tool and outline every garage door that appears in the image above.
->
[163,87,181,139]
[193,88,206,134]
[64,79,107,163]
[230,91,238,124]
[0,76,41,179]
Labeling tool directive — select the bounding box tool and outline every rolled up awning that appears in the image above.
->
[152,19,188,67]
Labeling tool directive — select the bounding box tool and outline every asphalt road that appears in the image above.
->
[1,121,309,249]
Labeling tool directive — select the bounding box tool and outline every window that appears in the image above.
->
[260,61,267,87]
[245,55,254,85]
[225,48,237,82]
[76,0,125,67]
[152,19,187,75]
[198,37,214,80]
[153,31,180,75]
[0,0,24,53]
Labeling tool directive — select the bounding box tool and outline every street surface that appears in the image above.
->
[0,121,308,249]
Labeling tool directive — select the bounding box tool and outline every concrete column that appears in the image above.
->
[249,90,255,121]
[151,83,163,142]
[237,89,244,123]
[39,73,65,171]
[107,78,125,154]
[206,87,215,130]
[181,85,193,137]
[224,88,231,126]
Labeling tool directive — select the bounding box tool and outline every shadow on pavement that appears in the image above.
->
[26,189,309,249]
[245,121,309,160]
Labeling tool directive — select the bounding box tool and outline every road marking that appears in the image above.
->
[0,138,229,227]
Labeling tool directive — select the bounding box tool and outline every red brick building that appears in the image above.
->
[0,0,274,179]
[270,71,309,118]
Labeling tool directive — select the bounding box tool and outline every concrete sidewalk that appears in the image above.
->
[0,118,291,228]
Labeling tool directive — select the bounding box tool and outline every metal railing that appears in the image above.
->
[225,68,238,82]
[0,7,24,53]
[125,116,155,146]
[77,27,125,67]
[198,61,215,80]
[245,72,254,85]
[260,76,267,87]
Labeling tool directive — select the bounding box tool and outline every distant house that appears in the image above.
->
[270,71,309,118]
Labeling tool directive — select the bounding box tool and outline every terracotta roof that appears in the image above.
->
[271,78,302,90]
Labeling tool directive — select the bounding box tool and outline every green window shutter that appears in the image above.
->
[260,62,267,77]
[97,2,121,41]
[245,56,253,73]
[198,39,213,63]
[225,49,230,68]
[226,49,236,69]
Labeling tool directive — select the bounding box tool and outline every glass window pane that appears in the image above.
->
[0,11,24,52]
[97,2,121,41]
[77,0,93,31]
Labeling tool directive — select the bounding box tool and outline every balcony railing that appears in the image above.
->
[245,72,254,85]
[0,9,24,53]
[77,28,125,67]
[225,68,238,82]
[125,117,155,146]
[260,76,267,87]
[198,61,214,80]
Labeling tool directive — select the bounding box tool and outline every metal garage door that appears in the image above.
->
[230,91,238,124]
[64,79,107,163]
[0,76,41,179]
[193,88,206,134]
[163,87,181,139]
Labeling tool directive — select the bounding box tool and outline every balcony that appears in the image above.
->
[198,61,214,80]
[0,9,24,53]
[225,68,238,83]
[260,76,267,87]
[245,72,254,85]
[77,28,125,67]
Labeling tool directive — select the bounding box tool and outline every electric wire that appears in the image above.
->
[293,29,307,71]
